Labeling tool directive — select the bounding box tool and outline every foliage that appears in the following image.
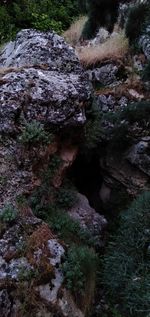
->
[31,13,63,34]
[0,0,83,44]
[102,191,150,317]
[20,121,54,145]
[82,0,119,40]
[47,208,96,246]
[63,245,97,295]
[125,2,149,45]
[0,6,15,43]
[55,186,77,209]
[0,204,17,223]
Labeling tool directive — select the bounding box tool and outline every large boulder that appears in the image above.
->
[0,29,92,210]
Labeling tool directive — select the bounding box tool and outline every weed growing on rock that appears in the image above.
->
[20,121,54,145]
[0,204,17,223]
[47,208,95,246]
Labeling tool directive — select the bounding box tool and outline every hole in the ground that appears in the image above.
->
[68,153,103,213]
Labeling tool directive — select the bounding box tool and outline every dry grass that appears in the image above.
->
[63,16,88,46]
[76,31,129,66]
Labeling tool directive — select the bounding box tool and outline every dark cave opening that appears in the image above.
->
[68,152,103,213]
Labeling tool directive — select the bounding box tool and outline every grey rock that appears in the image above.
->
[0,29,81,73]
[127,141,150,176]
[86,64,119,86]
[0,290,11,317]
[139,30,150,60]
[0,29,92,209]
[68,193,107,242]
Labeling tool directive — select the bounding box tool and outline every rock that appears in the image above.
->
[88,28,109,46]
[139,28,150,60]
[0,289,11,317]
[0,29,93,317]
[0,29,92,209]
[127,141,150,176]
[86,64,119,86]
[96,94,128,113]
[68,193,107,245]
[0,29,81,73]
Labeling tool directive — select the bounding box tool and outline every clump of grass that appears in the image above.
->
[63,15,88,46]
[76,31,129,66]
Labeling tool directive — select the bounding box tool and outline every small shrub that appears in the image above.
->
[0,204,17,223]
[63,245,97,295]
[47,208,94,246]
[55,187,77,209]
[20,121,54,145]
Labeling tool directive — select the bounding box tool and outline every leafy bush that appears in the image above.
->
[0,204,17,223]
[102,191,150,317]
[20,121,54,145]
[63,245,97,294]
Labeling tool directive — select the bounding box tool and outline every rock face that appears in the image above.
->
[0,216,84,317]
[0,29,94,317]
[139,26,150,61]
[0,29,92,210]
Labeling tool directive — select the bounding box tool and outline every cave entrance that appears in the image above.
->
[68,152,103,212]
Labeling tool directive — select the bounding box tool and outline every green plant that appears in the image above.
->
[31,13,63,34]
[20,121,54,145]
[55,187,77,209]
[63,245,97,295]
[47,208,95,246]
[0,204,17,223]
[102,191,150,317]
[1,0,83,44]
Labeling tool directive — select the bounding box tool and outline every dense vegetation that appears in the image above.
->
[102,192,150,317]
[0,0,85,43]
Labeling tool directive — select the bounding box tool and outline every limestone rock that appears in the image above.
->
[0,29,92,210]
[68,193,107,245]
[86,64,119,86]
[139,27,150,60]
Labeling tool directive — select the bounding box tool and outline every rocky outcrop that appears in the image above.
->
[0,29,92,210]
[0,29,95,317]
